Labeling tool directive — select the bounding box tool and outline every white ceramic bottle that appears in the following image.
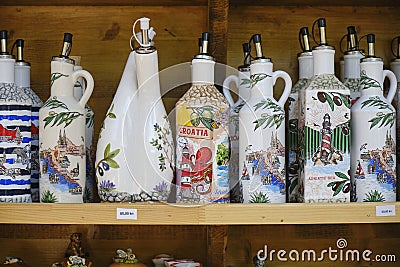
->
[287,27,313,203]
[298,18,351,203]
[390,36,400,201]
[14,39,43,203]
[39,33,94,203]
[70,56,98,203]
[0,31,32,203]
[239,34,292,203]
[342,26,364,104]
[351,34,397,202]
[175,32,230,204]
[223,43,251,203]
[96,18,174,202]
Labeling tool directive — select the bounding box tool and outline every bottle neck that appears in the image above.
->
[134,50,161,100]
[50,60,75,97]
[0,58,15,83]
[360,60,384,96]
[250,61,273,100]
[191,58,215,85]
[344,53,363,79]
[15,64,30,87]
[313,47,335,75]
[390,61,400,81]
[298,54,313,79]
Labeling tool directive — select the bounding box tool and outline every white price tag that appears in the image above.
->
[117,208,137,220]
[376,205,396,217]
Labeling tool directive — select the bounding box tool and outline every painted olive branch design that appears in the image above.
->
[241,73,271,88]
[150,116,174,172]
[42,96,69,110]
[327,171,350,197]
[316,92,350,111]
[96,143,120,180]
[99,104,116,138]
[361,97,395,129]
[50,72,69,87]
[187,105,218,131]
[43,111,83,128]
[359,70,382,90]
[253,99,284,130]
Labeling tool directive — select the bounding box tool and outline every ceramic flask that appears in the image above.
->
[298,18,351,203]
[222,42,251,203]
[39,33,94,203]
[96,18,174,202]
[351,34,397,202]
[14,39,43,203]
[287,27,313,203]
[239,34,292,203]
[176,32,230,204]
[70,56,98,202]
[390,36,400,201]
[342,26,364,104]
[0,31,32,203]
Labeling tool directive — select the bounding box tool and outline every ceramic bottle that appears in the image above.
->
[351,34,397,202]
[39,33,94,203]
[342,26,364,104]
[70,56,98,202]
[222,42,251,203]
[96,18,174,202]
[298,18,351,203]
[287,27,313,203]
[175,32,230,204]
[0,30,32,203]
[239,34,292,203]
[390,36,400,201]
[14,39,43,202]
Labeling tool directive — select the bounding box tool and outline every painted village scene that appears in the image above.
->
[240,132,286,203]
[353,131,396,202]
[39,129,85,202]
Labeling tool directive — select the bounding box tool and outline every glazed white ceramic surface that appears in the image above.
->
[343,52,364,102]
[39,59,94,203]
[351,60,397,202]
[239,60,292,203]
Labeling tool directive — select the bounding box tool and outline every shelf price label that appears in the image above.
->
[375,205,396,217]
[117,208,138,220]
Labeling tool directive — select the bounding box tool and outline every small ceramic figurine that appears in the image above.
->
[62,233,94,267]
[109,248,146,267]
[1,257,30,267]
[253,255,266,267]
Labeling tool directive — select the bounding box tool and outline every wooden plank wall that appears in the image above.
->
[226,223,400,267]
[227,5,400,99]
[0,224,207,267]
[0,6,207,143]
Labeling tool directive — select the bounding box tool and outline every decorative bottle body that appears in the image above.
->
[287,53,312,203]
[343,52,364,104]
[298,47,351,203]
[0,56,32,203]
[39,58,94,203]
[223,68,250,203]
[239,61,291,203]
[351,60,397,202]
[390,59,400,201]
[15,54,43,203]
[176,58,230,204]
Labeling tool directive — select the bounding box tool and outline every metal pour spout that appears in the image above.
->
[16,39,25,62]
[242,42,251,66]
[60,33,73,58]
[367,34,375,57]
[347,26,358,51]
[0,30,9,55]
[252,34,263,59]
[299,27,311,52]
[200,32,210,55]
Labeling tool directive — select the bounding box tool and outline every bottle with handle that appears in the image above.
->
[0,30,32,203]
[14,38,43,202]
[287,27,313,203]
[298,18,351,203]
[351,34,397,202]
[239,34,292,203]
[390,36,400,201]
[222,42,251,203]
[39,33,94,203]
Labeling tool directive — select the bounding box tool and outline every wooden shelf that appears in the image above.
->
[0,202,399,225]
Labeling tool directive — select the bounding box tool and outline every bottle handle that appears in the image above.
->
[383,69,397,103]
[273,70,292,107]
[223,75,240,107]
[72,69,94,107]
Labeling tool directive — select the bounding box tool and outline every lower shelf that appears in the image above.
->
[0,202,398,225]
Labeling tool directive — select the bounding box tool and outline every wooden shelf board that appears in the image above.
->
[0,202,398,225]
[0,0,207,6]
